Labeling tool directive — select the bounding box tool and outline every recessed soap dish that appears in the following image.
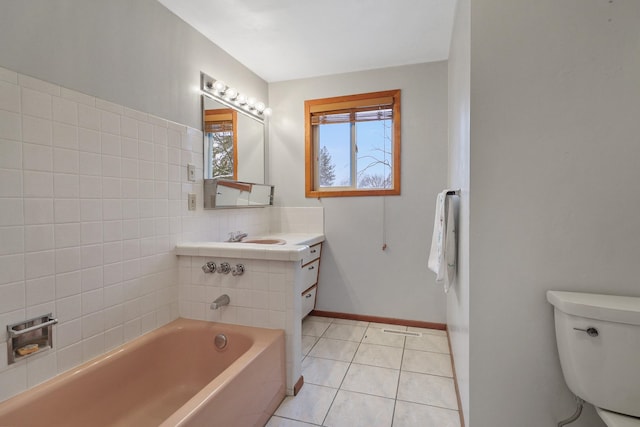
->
[6,314,58,365]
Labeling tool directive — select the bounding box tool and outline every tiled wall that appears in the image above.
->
[0,66,273,402]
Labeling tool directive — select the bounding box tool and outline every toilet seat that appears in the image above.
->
[597,407,640,427]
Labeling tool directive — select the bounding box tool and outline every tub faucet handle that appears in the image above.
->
[202,262,216,273]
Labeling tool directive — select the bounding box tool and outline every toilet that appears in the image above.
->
[547,291,640,427]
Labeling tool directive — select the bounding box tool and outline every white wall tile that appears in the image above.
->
[0,169,22,197]
[0,80,20,113]
[55,247,81,274]
[23,171,53,198]
[121,158,138,179]
[0,226,24,255]
[81,245,102,269]
[121,179,138,199]
[102,156,120,178]
[26,276,55,307]
[101,133,120,156]
[56,271,81,298]
[55,223,81,248]
[52,96,78,126]
[52,122,78,150]
[100,111,120,135]
[0,287,25,324]
[81,222,103,245]
[0,253,24,287]
[24,224,54,252]
[78,128,100,153]
[0,199,23,226]
[23,143,52,171]
[82,289,103,315]
[21,88,52,120]
[60,87,94,107]
[26,351,57,388]
[102,178,121,198]
[81,266,102,292]
[24,250,55,279]
[78,104,100,130]
[0,139,22,169]
[17,75,60,96]
[22,116,51,146]
[23,198,52,225]
[80,199,102,222]
[103,220,122,242]
[53,148,79,174]
[56,319,81,348]
[53,172,80,200]
[79,152,101,176]
[56,342,82,374]
[0,110,21,141]
[103,241,122,264]
[138,121,153,142]
[81,312,104,339]
[96,99,123,115]
[79,176,101,199]
[54,199,80,223]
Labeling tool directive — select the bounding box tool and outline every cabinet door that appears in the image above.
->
[302,285,317,318]
[301,243,322,266]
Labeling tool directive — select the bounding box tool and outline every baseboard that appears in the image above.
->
[293,375,304,396]
[309,310,446,330]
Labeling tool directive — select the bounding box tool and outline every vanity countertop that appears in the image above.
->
[175,233,325,261]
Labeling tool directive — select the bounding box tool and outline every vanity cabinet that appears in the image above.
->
[301,243,322,318]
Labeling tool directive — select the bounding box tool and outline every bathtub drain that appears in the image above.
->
[214,333,228,350]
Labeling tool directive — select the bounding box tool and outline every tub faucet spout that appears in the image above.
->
[210,294,230,310]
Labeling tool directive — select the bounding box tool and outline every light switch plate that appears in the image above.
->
[187,164,196,182]
[188,193,196,211]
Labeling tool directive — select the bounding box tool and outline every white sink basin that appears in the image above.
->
[241,239,287,245]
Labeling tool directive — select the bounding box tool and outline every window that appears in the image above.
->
[304,90,401,198]
[204,108,237,180]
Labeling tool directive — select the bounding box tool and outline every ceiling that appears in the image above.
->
[158,0,457,83]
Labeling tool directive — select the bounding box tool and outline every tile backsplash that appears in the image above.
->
[0,66,272,402]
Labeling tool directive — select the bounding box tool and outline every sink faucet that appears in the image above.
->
[210,294,230,310]
[227,231,248,242]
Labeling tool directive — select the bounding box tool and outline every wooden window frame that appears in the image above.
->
[304,89,401,198]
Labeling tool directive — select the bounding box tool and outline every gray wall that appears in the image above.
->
[469,0,640,425]
[0,0,267,129]
[268,63,449,323]
[447,0,470,422]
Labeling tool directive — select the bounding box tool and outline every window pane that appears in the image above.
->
[356,119,393,189]
[317,123,351,187]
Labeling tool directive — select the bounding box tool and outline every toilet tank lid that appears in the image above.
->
[547,291,640,326]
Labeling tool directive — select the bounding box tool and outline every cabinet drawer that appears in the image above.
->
[302,259,320,290]
[302,285,317,318]
[301,243,322,266]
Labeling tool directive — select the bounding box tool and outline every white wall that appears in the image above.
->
[447,0,470,423]
[0,0,267,130]
[0,0,270,403]
[469,1,640,425]
[268,63,449,323]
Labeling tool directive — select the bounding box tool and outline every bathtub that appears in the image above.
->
[0,318,285,427]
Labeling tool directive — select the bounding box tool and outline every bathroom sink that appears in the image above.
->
[241,239,286,245]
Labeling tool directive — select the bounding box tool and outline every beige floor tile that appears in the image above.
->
[323,323,367,342]
[302,335,319,356]
[308,338,359,362]
[274,383,337,425]
[397,371,458,410]
[340,363,399,398]
[331,318,369,327]
[393,400,460,427]
[361,326,405,347]
[306,315,333,324]
[401,349,453,377]
[323,390,394,427]
[302,319,331,337]
[405,333,450,354]
[302,356,350,388]
[266,416,320,427]
[352,343,403,369]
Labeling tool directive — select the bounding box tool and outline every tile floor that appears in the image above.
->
[266,316,461,427]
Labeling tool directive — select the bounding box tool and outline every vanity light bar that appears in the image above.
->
[201,72,272,121]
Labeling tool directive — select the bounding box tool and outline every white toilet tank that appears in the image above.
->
[547,291,640,418]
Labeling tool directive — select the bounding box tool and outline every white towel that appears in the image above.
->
[428,190,457,292]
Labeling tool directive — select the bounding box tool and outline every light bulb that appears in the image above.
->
[213,80,226,93]
[236,94,247,105]
[255,102,265,113]
[247,97,256,108]
[263,107,272,116]
[225,87,238,100]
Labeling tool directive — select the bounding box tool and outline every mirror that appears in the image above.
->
[204,178,274,208]
[202,96,265,184]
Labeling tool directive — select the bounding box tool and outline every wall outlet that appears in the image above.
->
[187,164,196,182]
[188,193,196,211]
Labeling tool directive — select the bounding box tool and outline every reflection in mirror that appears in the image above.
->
[204,108,237,180]
[203,178,274,209]
[203,96,265,183]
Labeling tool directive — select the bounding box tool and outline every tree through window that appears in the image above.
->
[304,90,401,198]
